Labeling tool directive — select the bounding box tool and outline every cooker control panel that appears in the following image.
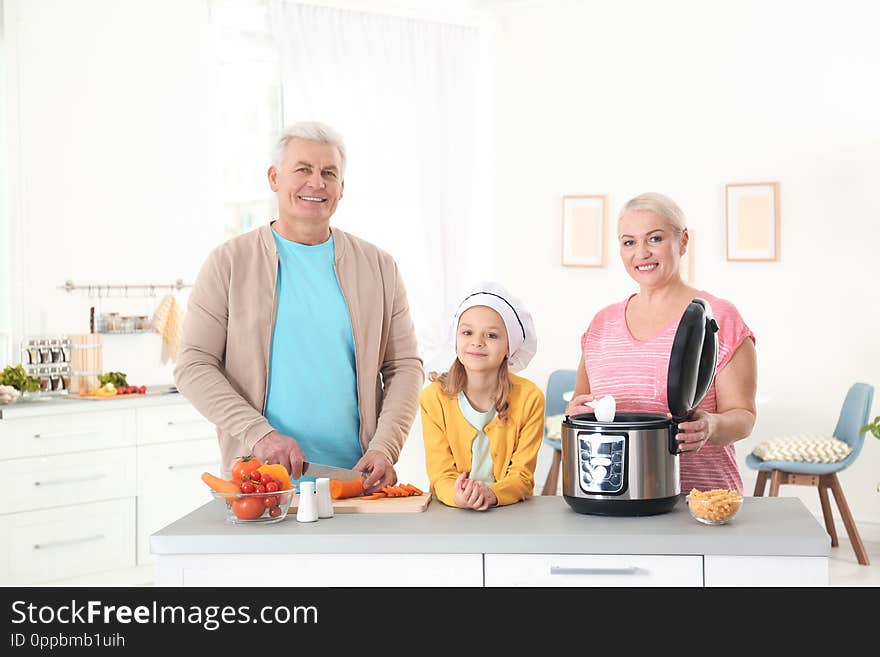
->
[577,432,625,494]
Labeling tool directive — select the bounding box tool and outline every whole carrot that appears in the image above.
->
[330,478,365,499]
[201,472,240,502]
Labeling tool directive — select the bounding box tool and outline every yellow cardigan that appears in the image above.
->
[419,373,545,507]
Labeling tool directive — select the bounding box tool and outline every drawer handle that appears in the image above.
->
[550,566,639,576]
[33,430,97,439]
[34,474,107,487]
[34,534,105,550]
[167,461,217,470]
[167,419,210,427]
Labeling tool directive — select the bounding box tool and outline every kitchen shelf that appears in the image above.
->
[60,279,192,298]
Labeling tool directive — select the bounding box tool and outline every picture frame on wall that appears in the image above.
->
[562,195,607,267]
[725,182,780,261]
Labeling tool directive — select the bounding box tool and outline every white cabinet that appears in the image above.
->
[0,498,136,584]
[484,554,704,587]
[704,555,828,586]
[136,438,218,565]
[0,397,218,584]
[156,554,484,587]
[2,409,136,459]
[0,446,137,514]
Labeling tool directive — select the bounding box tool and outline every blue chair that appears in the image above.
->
[540,369,577,495]
[746,382,874,565]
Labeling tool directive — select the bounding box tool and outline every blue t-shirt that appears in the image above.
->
[264,229,362,471]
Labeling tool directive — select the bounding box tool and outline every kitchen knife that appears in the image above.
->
[300,461,366,481]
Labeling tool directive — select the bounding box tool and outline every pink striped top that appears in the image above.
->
[581,291,755,494]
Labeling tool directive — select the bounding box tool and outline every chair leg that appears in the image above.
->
[542,449,561,496]
[768,470,783,496]
[827,473,870,566]
[817,479,839,547]
[753,471,769,496]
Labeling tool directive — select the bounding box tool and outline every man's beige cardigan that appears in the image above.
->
[174,223,424,477]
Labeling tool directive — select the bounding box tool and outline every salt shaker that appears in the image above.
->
[315,477,334,518]
[296,481,318,522]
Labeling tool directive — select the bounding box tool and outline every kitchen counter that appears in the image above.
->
[0,386,185,419]
[151,495,831,587]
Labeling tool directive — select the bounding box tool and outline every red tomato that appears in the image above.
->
[268,506,283,518]
[263,495,279,508]
[249,470,262,483]
[265,481,280,493]
[240,481,256,494]
[254,484,267,494]
[138,386,146,394]
[231,497,265,520]
[231,456,262,483]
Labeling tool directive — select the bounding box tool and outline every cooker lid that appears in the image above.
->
[667,298,719,421]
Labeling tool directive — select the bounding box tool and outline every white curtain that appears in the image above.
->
[268,0,490,374]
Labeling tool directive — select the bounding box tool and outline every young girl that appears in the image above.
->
[420,282,544,510]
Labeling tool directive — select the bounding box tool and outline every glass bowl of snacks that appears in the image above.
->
[686,488,743,525]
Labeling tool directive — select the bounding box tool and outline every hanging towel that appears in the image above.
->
[152,294,184,363]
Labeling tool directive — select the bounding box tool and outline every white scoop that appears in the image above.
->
[584,395,616,423]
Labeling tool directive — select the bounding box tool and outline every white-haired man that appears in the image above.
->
[176,122,423,491]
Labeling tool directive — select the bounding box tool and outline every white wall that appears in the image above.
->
[489,0,880,528]
[3,0,878,530]
[3,0,217,383]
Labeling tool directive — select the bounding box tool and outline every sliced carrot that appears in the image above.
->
[402,483,424,495]
[359,493,386,500]
[330,478,365,499]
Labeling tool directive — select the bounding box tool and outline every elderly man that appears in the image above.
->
[175,121,424,491]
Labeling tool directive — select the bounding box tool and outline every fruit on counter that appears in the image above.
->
[202,469,291,519]
[0,384,21,404]
[116,385,147,395]
[230,497,265,520]
[79,383,147,396]
[329,478,366,499]
[81,382,118,397]
[0,364,41,392]
[256,463,292,491]
[98,371,128,388]
[231,455,263,483]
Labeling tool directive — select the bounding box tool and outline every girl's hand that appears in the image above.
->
[453,472,472,507]
[453,473,496,510]
[565,393,595,417]
[676,410,719,454]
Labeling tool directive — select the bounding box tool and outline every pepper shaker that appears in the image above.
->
[315,477,334,518]
[296,481,318,522]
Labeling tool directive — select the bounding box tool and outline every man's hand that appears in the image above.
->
[355,450,397,492]
[253,431,306,479]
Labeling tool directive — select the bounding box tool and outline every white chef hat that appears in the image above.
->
[449,281,537,373]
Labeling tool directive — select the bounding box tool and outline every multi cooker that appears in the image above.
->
[561,298,719,516]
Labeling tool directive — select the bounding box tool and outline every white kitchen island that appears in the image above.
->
[151,495,830,587]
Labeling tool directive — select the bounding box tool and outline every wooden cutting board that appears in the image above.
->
[66,392,165,401]
[290,492,432,514]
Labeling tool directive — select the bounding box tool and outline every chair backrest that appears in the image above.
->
[545,369,577,422]
[833,382,875,460]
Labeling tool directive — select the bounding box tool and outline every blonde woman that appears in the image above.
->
[566,193,757,494]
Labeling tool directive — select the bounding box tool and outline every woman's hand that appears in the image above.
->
[675,410,720,453]
[453,472,496,510]
[565,393,596,417]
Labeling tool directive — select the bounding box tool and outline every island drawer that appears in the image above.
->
[484,553,704,587]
